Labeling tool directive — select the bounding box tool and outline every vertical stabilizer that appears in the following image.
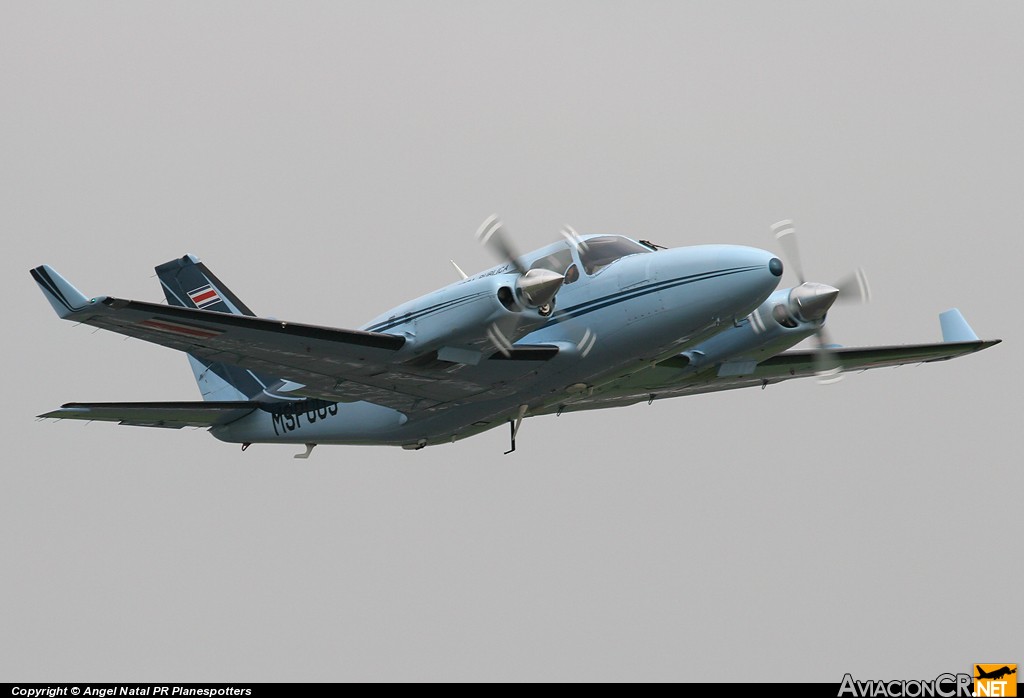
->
[155,255,278,401]
[155,254,257,315]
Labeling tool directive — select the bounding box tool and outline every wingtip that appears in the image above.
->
[939,308,980,343]
[31,264,91,318]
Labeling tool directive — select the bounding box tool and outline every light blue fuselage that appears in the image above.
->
[211,241,786,447]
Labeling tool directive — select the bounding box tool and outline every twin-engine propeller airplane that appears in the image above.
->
[32,217,999,457]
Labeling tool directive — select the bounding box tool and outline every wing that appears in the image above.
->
[39,401,258,429]
[536,338,1001,414]
[32,265,556,414]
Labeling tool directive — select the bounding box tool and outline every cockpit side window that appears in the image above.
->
[579,236,652,275]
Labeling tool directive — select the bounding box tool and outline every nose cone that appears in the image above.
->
[726,246,787,300]
[642,244,784,322]
[791,282,839,321]
[517,268,565,308]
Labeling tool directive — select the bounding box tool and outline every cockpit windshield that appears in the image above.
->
[529,247,574,275]
[528,247,580,285]
[578,236,652,275]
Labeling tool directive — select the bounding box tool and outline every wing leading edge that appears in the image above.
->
[538,332,1000,415]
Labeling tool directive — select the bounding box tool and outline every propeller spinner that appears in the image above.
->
[770,219,870,383]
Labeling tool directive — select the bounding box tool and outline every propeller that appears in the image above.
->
[559,224,589,253]
[477,214,528,276]
[770,219,870,383]
[476,215,564,309]
[476,215,566,356]
[556,224,599,356]
[475,215,599,359]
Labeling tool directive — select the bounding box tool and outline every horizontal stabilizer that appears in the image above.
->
[38,401,258,429]
[30,265,92,318]
[939,308,980,343]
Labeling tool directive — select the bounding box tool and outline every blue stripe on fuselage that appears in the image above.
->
[365,291,493,332]
[364,265,760,334]
[539,265,761,328]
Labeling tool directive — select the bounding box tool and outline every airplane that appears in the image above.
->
[31,217,1000,457]
[976,666,1017,681]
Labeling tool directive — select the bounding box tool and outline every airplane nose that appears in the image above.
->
[790,282,840,321]
[641,244,784,329]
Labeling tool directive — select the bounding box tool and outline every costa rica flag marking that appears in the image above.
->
[188,284,221,309]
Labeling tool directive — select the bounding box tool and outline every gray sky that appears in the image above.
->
[2,1,1020,682]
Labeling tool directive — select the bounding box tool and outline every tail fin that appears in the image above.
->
[155,255,278,401]
[155,254,256,316]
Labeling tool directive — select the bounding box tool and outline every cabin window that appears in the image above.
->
[579,236,652,275]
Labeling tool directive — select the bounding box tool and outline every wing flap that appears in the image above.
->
[39,401,258,429]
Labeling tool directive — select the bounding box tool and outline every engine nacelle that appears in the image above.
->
[679,288,822,374]
[382,273,557,358]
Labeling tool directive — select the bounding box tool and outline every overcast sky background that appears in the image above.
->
[2,1,1020,682]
